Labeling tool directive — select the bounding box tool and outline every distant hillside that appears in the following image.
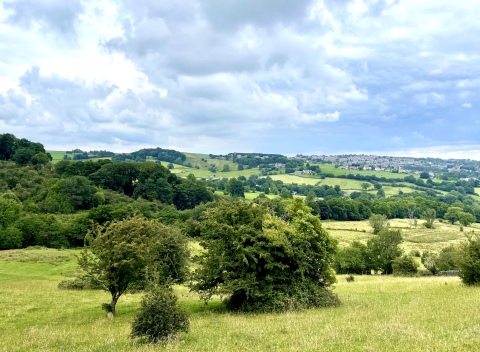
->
[112,147,186,163]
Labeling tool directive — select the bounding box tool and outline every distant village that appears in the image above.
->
[293,154,480,178]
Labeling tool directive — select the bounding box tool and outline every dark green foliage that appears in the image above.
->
[131,285,189,343]
[40,176,97,213]
[0,196,22,229]
[0,226,23,249]
[112,147,186,164]
[149,224,190,285]
[436,245,460,271]
[334,241,368,274]
[0,134,48,165]
[191,198,338,312]
[392,255,419,276]
[458,235,480,285]
[16,214,68,248]
[173,179,213,210]
[226,178,244,198]
[0,133,17,160]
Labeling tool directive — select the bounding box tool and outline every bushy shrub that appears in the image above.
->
[58,276,103,290]
[191,199,338,312]
[436,245,460,271]
[0,226,23,249]
[392,255,419,276]
[458,235,480,285]
[421,250,439,275]
[131,285,189,343]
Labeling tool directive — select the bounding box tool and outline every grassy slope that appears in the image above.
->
[325,218,479,253]
[1,247,479,351]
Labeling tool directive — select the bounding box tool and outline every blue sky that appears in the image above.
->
[0,0,479,159]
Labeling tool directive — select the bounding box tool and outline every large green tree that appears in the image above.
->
[191,199,338,312]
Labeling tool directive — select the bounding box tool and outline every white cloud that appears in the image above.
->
[299,111,340,123]
[0,0,480,155]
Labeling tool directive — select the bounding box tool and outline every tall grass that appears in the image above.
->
[1,248,479,351]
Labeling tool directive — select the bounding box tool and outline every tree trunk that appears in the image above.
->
[110,294,119,316]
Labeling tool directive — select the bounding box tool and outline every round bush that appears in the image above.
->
[392,255,419,276]
[458,235,480,286]
[131,285,189,343]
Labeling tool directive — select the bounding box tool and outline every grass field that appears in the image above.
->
[324,218,476,253]
[48,151,69,163]
[268,174,321,186]
[1,247,479,351]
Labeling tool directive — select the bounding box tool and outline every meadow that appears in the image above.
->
[1,226,479,351]
[324,218,478,252]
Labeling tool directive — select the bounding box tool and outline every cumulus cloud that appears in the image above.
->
[0,0,479,156]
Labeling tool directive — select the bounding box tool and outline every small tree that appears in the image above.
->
[226,178,244,198]
[458,212,476,227]
[367,228,403,274]
[78,217,189,316]
[131,284,189,343]
[421,250,439,275]
[79,218,152,316]
[222,164,230,172]
[422,208,436,229]
[369,214,389,234]
[407,207,416,229]
[361,183,370,191]
[458,234,480,285]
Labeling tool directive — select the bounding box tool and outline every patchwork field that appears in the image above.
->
[0,247,479,351]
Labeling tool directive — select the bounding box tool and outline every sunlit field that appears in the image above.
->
[324,218,478,253]
[1,246,479,351]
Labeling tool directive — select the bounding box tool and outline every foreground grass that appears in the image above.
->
[1,248,480,351]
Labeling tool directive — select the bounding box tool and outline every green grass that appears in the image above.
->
[243,192,279,200]
[48,151,69,163]
[1,248,479,351]
[268,174,321,185]
[317,164,417,180]
[324,218,474,253]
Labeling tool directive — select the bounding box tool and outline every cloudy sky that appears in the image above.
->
[0,0,479,158]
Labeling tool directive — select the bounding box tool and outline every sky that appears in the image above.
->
[0,0,479,159]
